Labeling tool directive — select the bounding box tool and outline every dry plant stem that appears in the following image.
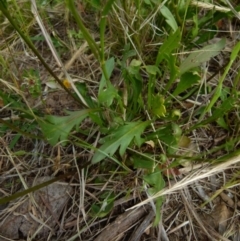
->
[181,188,213,240]
[180,189,199,240]
[178,163,208,175]
[0,164,54,180]
[129,209,155,241]
[31,0,88,107]
[182,189,231,241]
[0,3,82,106]
[113,195,136,207]
[58,41,89,80]
[0,160,91,206]
[94,207,148,241]
[128,152,240,210]
[101,166,120,192]
[112,5,143,63]
[159,224,169,241]
[191,0,240,14]
[72,145,88,236]
[72,146,81,238]
[167,221,190,235]
[194,181,211,202]
[139,0,168,31]
[87,131,101,162]
[0,138,28,190]
[224,0,240,19]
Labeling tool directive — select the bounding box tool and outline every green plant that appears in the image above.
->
[1,0,240,235]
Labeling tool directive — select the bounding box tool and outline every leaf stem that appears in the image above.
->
[0,4,83,106]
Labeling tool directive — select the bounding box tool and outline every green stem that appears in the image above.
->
[232,66,240,94]
[99,0,116,84]
[67,0,116,85]
[0,160,91,205]
[67,0,101,61]
[0,4,83,106]
[0,118,43,140]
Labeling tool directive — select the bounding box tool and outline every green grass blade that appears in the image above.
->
[66,0,100,61]
[190,96,236,131]
[199,40,240,120]
[160,5,178,32]
[99,0,116,61]
[156,28,181,66]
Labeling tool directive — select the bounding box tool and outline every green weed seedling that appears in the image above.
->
[22,69,42,98]
[90,191,115,218]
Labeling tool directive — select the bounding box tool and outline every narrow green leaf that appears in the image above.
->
[99,0,116,61]
[13,150,27,156]
[156,28,181,66]
[98,57,115,93]
[216,117,229,130]
[0,161,91,205]
[75,82,96,108]
[144,169,165,226]
[0,0,7,9]
[164,54,180,92]
[190,97,236,130]
[67,0,100,60]
[88,0,101,9]
[180,39,226,75]
[0,174,70,205]
[199,40,240,120]
[90,192,115,218]
[191,15,199,38]
[92,121,150,163]
[160,5,178,32]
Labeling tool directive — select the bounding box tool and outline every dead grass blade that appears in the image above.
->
[128,153,240,210]
[94,207,148,241]
[30,0,88,107]
[128,209,155,241]
[191,0,240,14]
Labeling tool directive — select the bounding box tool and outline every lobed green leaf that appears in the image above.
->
[92,121,150,163]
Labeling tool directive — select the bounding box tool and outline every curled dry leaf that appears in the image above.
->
[220,192,234,208]
[200,202,231,235]
[145,140,155,148]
